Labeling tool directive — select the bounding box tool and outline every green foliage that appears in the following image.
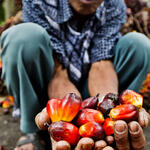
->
[0,2,5,25]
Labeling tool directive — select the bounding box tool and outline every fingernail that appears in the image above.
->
[129,122,139,133]
[115,124,125,133]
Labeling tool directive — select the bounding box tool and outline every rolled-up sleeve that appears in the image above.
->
[90,0,126,63]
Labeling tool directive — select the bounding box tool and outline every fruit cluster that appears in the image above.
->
[44,90,143,145]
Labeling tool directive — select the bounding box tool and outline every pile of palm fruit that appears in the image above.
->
[0,0,150,112]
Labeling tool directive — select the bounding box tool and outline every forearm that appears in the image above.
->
[48,60,81,99]
[88,60,118,98]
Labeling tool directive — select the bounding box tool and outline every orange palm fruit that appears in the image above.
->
[49,121,80,145]
[103,118,114,136]
[46,93,81,122]
[47,98,63,122]
[109,104,139,122]
[120,89,143,109]
[76,108,104,126]
[2,100,11,109]
[61,93,82,121]
[79,121,105,140]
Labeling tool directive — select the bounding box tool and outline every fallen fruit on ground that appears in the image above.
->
[120,89,143,109]
[79,121,105,140]
[49,121,80,145]
[76,108,104,126]
[109,104,139,122]
[103,118,114,136]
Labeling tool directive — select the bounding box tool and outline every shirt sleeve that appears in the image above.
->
[90,0,127,63]
[22,0,51,31]
[22,0,68,65]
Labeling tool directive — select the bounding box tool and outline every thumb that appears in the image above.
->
[138,108,150,128]
[35,108,51,130]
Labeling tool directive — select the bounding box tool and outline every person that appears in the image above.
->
[0,0,150,149]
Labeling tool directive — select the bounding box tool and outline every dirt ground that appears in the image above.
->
[0,108,150,150]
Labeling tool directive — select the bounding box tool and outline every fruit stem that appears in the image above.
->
[96,93,100,98]
[44,122,50,127]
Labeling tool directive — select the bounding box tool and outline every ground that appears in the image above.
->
[0,108,150,150]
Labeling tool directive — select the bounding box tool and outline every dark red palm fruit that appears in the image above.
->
[79,121,105,140]
[81,96,98,109]
[98,93,119,117]
[76,108,104,126]
[109,104,139,122]
[120,89,143,109]
[49,121,80,145]
[103,118,114,136]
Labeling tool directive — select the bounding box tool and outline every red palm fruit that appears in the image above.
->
[61,93,82,121]
[79,121,105,140]
[49,121,80,145]
[47,98,63,122]
[103,118,114,136]
[46,93,81,122]
[120,89,143,109]
[81,96,98,109]
[76,108,104,126]
[109,104,139,122]
[98,93,119,117]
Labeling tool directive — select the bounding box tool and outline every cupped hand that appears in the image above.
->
[114,108,150,150]
[35,108,114,150]
[35,108,150,150]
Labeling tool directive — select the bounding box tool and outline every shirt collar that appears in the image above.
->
[33,0,105,23]
[33,0,73,23]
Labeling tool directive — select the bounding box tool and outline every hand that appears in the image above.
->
[35,108,114,150]
[114,108,150,150]
[35,108,150,150]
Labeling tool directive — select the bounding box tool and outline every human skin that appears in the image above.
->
[45,60,149,150]
[69,0,104,15]
[15,0,150,149]
[42,0,150,149]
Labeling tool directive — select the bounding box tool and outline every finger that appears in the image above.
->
[35,112,41,128]
[35,108,51,130]
[51,137,71,150]
[114,120,130,150]
[55,141,71,150]
[138,108,150,128]
[102,146,114,150]
[105,136,114,145]
[75,137,94,150]
[94,140,107,150]
[128,121,146,150]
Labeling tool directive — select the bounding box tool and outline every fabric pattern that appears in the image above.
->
[22,0,126,86]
